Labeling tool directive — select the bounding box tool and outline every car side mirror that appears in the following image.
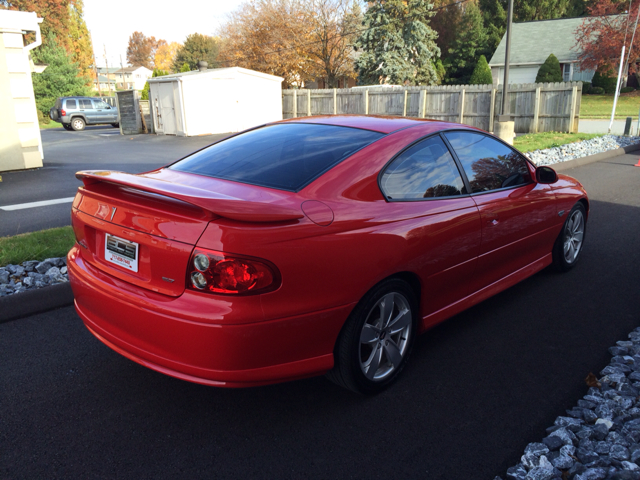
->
[536,166,558,184]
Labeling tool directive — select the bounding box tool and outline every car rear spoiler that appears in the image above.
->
[76,170,304,223]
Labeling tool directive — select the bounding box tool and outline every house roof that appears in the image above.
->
[115,66,151,74]
[489,15,624,66]
[95,75,115,83]
[97,67,119,74]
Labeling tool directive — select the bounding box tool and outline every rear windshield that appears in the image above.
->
[170,123,384,191]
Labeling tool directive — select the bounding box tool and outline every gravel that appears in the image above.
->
[0,257,68,297]
[497,326,640,480]
[525,135,640,166]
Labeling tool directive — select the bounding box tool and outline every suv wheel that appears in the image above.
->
[70,117,85,131]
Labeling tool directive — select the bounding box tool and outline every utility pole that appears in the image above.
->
[89,30,102,97]
[103,44,113,96]
[120,54,125,89]
[495,0,515,144]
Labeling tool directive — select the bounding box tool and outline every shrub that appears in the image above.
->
[469,55,493,85]
[620,86,635,93]
[582,82,592,94]
[535,54,563,83]
[592,65,617,94]
[36,109,50,124]
[591,86,605,94]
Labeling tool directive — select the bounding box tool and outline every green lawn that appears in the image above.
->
[0,227,75,267]
[580,94,640,119]
[39,121,63,130]
[514,132,604,152]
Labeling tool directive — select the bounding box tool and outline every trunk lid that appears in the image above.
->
[72,168,303,297]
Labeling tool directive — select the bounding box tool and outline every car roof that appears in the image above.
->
[278,115,453,134]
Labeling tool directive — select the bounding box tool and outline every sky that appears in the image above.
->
[84,0,245,68]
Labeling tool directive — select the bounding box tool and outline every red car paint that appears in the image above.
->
[68,115,589,388]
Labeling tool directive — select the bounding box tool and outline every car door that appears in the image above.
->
[379,134,482,322]
[79,98,96,124]
[443,131,558,292]
[93,100,111,123]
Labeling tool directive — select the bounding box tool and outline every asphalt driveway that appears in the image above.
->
[0,126,227,237]
[1,152,639,479]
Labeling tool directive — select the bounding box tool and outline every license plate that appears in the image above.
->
[105,234,139,272]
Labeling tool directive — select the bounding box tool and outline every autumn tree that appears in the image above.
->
[355,0,441,85]
[218,0,308,87]
[173,33,219,72]
[155,41,181,72]
[431,0,463,62]
[1,0,72,52]
[126,31,165,69]
[575,1,640,76]
[68,0,93,81]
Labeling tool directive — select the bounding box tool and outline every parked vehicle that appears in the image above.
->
[67,115,588,393]
[49,96,119,131]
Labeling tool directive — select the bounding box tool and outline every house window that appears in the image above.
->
[563,64,571,82]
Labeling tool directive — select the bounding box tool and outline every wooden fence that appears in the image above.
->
[282,82,583,133]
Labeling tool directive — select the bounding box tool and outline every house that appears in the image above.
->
[488,17,612,85]
[0,10,44,172]
[114,66,152,90]
[93,74,116,93]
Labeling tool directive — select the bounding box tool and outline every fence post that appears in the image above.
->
[419,89,427,118]
[533,86,541,133]
[403,90,408,116]
[459,89,465,124]
[569,85,578,133]
[307,90,312,116]
[489,88,496,132]
[292,90,297,118]
[333,88,337,115]
[364,89,369,115]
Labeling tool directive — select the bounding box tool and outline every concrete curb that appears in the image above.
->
[1,142,639,324]
[552,142,640,172]
[0,282,74,324]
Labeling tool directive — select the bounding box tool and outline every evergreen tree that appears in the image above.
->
[535,54,562,83]
[31,33,90,115]
[445,2,487,85]
[470,55,493,84]
[173,33,219,72]
[478,0,506,59]
[435,59,446,84]
[355,0,440,85]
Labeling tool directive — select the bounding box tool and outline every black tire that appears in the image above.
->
[111,123,119,128]
[552,202,587,272]
[49,107,59,121]
[326,278,418,394]
[70,117,85,131]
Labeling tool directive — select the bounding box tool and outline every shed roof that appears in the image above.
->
[489,15,624,66]
[147,66,283,84]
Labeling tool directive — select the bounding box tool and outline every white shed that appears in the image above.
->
[147,67,283,136]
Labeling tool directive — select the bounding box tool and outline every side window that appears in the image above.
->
[94,101,108,109]
[444,131,531,193]
[80,99,93,109]
[380,135,466,200]
[65,99,77,109]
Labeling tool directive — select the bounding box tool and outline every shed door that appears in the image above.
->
[158,83,177,135]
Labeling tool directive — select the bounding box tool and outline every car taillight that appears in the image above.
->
[187,248,280,295]
[60,109,66,117]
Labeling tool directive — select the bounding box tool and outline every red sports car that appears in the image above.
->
[68,115,588,393]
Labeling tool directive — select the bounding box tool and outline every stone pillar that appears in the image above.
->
[494,114,515,145]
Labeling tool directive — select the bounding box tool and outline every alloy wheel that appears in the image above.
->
[563,209,584,264]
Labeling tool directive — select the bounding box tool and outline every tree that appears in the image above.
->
[470,55,493,84]
[575,1,640,76]
[217,0,309,87]
[173,33,219,72]
[126,31,165,69]
[430,0,463,63]
[435,59,446,84]
[445,1,487,84]
[535,53,562,82]
[30,33,90,115]
[68,0,93,82]
[155,41,181,72]
[180,62,191,72]
[355,0,441,85]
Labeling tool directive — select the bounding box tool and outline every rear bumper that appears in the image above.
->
[68,245,352,388]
